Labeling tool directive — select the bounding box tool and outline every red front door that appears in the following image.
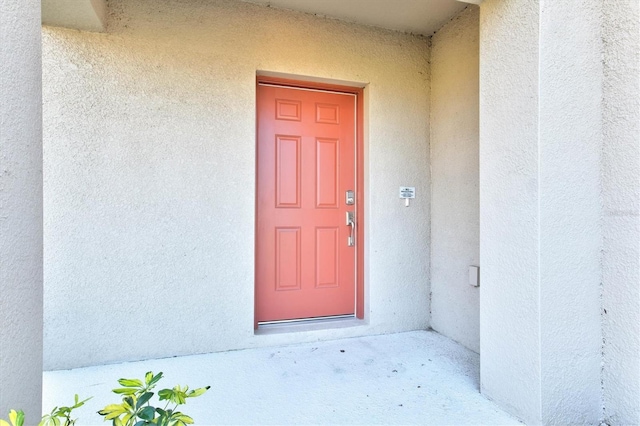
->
[256,83,357,323]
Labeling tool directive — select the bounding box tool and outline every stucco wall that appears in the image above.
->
[42,0,431,370]
[429,6,479,354]
[538,1,603,422]
[0,0,43,415]
[601,0,640,424]
[479,0,542,420]
[480,0,602,423]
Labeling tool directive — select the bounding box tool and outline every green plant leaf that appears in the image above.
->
[158,410,173,426]
[118,378,143,388]
[159,390,177,405]
[113,388,138,395]
[157,389,172,402]
[1,411,24,426]
[171,413,193,425]
[98,404,129,420]
[160,386,188,405]
[137,407,155,422]
[136,392,154,409]
[147,372,163,389]
[121,412,134,426]
[186,387,210,398]
[144,372,153,385]
[7,410,24,426]
[52,406,70,417]
[37,415,52,426]
[70,395,92,410]
[123,397,135,411]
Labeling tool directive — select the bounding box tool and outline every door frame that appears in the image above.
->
[255,75,365,324]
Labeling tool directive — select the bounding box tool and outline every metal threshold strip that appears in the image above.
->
[258,314,355,326]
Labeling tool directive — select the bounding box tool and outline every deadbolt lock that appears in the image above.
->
[345,190,355,205]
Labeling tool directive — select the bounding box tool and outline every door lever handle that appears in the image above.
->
[346,211,355,246]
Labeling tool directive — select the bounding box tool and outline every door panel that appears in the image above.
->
[275,227,301,291]
[256,84,356,323]
[315,227,339,288]
[316,138,339,208]
[275,136,301,208]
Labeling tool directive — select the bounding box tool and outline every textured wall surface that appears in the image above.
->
[0,0,43,415]
[601,0,640,424]
[480,0,603,423]
[538,0,603,422]
[42,0,431,370]
[429,6,480,354]
[479,0,541,421]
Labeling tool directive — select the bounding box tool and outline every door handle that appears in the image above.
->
[346,211,355,247]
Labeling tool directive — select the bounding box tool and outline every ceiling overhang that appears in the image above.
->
[242,0,468,36]
[42,0,107,32]
[41,0,479,36]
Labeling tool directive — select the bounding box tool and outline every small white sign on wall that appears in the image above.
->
[399,186,416,199]
[399,186,415,206]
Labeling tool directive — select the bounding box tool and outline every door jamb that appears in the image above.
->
[254,75,365,323]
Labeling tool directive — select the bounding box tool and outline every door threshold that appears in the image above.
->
[255,314,365,335]
[258,314,355,326]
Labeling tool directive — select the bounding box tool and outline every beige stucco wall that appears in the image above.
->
[480,0,603,423]
[478,0,640,423]
[42,0,431,370]
[429,6,479,354]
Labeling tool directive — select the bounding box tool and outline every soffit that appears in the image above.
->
[42,0,107,32]
[241,0,468,36]
[41,0,472,36]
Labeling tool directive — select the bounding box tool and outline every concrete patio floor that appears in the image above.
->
[43,330,520,425]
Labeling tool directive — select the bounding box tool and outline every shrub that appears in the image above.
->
[0,371,209,426]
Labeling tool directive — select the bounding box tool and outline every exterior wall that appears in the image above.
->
[0,0,43,415]
[479,1,542,419]
[538,1,603,422]
[429,6,480,353]
[480,0,602,423]
[601,1,640,424]
[42,0,431,370]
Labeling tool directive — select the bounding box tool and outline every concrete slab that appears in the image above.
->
[43,330,520,425]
